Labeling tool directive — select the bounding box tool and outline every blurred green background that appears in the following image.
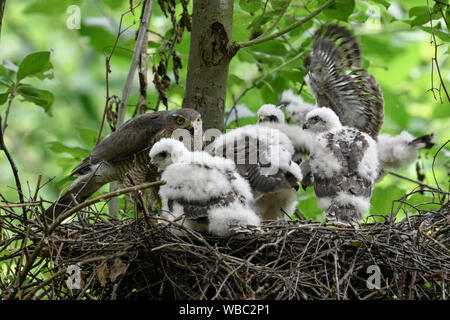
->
[0,0,449,222]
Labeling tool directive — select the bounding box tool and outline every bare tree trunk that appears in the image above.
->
[182,0,238,132]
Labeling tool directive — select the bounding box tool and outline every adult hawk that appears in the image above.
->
[210,125,302,221]
[46,109,202,219]
[303,107,379,226]
[149,138,260,237]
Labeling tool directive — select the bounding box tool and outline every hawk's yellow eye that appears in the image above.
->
[176,116,185,125]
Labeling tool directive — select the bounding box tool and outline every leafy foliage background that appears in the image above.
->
[0,0,448,223]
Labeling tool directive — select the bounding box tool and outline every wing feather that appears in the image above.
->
[305,24,384,139]
[72,111,170,175]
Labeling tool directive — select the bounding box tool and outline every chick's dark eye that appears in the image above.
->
[160,151,168,158]
[176,116,185,125]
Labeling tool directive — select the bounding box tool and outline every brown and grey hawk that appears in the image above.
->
[46,109,202,219]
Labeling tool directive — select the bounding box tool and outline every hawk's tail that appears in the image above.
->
[45,175,106,221]
[326,201,362,227]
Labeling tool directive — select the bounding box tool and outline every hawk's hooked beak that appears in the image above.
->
[302,123,310,130]
[188,121,195,135]
[301,181,308,191]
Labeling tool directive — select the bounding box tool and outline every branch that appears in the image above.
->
[425,0,450,102]
[4,180,165,300]
[259,0,291,39]
[116,0,154,126]
[387,171,448,195]
[225,51,304,125]
[136,6,149,115]
[0,0,6,41]
[96,2,141,145]
[0,114,26,221]
[237,0,335,48]
[108,0,154,215]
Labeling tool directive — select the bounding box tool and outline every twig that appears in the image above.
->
[96,2,142,145]
[0,115,26,221]
[0,0,5,41]
[116,0,154,126]
[425,0,450,102]
[237,0,335,48]
[0,202,41,208]
[225,51,304,125]
[260,0,291,38]
[387,170,448,194]
[136,1,149,115]
[110,0,154,215]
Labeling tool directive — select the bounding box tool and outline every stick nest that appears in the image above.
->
[1,198,448,300]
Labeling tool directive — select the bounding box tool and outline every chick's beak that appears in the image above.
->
[258,115,265,122]
[302,123,310,130]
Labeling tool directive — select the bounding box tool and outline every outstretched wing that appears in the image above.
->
[305,24,384,139]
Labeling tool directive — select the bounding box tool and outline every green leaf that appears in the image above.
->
[249,40,287,56]
[0,64,7,77]
[78,127,101,149]
[0,92,9,105]
[240,0,262,13]
[298,189,324,221]
[324,0,356,22]
[2,58,19,73]
[24,0,82,16]
[368,0,390,9]
[101,0,124,9]
[17,85,54,114]
[419,27,450,42]
[409,6,430,27]
[0,76,12,88]
[48,141,89,159]
[370,185,405,217]
[236,49,256,63]
[228,74,246,87]
[271,0,288,10]
[148,40,160,49]
[17,51,53,81]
